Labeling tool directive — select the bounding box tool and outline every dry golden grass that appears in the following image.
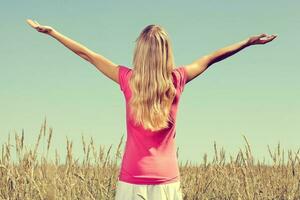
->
[1,118,300,200]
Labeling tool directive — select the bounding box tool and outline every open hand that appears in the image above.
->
[248,33,278,46]
[26,19,54,34]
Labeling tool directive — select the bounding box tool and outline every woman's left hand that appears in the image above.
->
[26,19,54,35]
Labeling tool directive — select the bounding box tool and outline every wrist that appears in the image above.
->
[49,29,58,37]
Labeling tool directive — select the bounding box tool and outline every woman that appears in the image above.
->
[26,19,277,199]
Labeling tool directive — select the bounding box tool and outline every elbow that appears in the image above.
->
[77,52,92,62]
[200,55,214,67]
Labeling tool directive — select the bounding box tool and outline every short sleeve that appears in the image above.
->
[176,66,188,92]
[118,65,131,92]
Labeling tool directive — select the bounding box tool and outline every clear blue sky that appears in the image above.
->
[1,0,299,165]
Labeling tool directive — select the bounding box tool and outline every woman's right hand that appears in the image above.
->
[247,33,278,46]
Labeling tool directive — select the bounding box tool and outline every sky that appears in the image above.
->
[1,0,299,165]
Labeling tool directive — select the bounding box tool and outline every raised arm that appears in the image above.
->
[184,33,278,84]
[26,19,119,84]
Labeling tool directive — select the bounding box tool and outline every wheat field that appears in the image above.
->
[1,119,300,200]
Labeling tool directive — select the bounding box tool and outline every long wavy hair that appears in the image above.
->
[128,24,177,132]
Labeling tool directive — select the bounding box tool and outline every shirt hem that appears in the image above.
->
[118,175,180,185]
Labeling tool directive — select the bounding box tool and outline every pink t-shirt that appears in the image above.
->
[117,65,188,185]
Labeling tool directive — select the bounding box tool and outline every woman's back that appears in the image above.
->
[117,65,188,185]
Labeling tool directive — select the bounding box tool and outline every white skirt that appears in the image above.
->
[115,180,183,200]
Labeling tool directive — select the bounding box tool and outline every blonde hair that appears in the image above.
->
[128,24,177,132]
